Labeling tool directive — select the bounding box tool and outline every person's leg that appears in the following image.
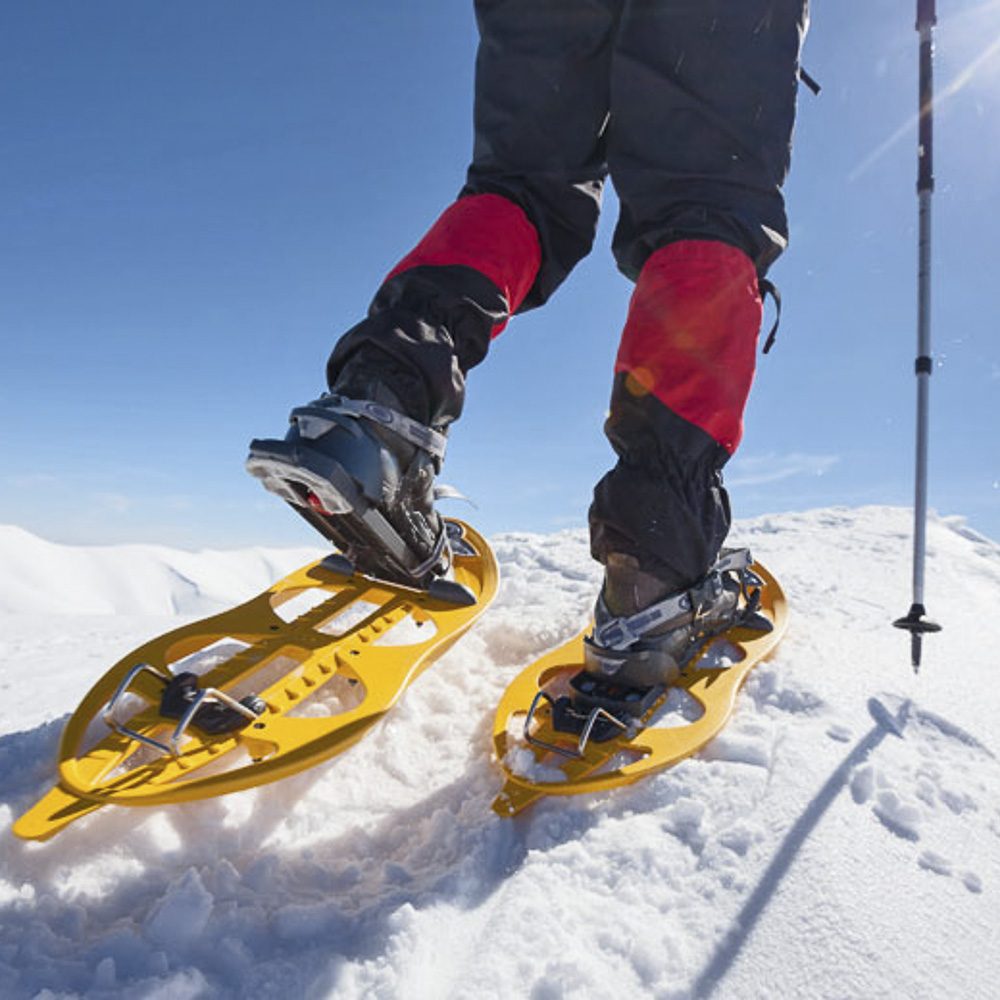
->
[327,195,540,431]
[592,240,763,591]
[590,0,809,596]
[251,1,622,579]
[328,0,622,430]
[610,0,808,280]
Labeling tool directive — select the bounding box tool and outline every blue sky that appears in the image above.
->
[2,1,999,549]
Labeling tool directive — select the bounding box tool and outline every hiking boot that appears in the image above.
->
[246,377,448,585]
[583,548,771,688]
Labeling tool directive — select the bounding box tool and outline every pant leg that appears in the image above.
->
[590,0,808,588]
[610,0,809,279]
[326,196,541,427]
[464,0,621,309]
[328,0,621,428]
[590,240,763,588]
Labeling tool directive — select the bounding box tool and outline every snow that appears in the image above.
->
[1,506,999,999]
[0,525,321,617]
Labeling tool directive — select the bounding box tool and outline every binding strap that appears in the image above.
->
[759,279,782,355]
[292,394,448,462]
[799,67,822,96]
[592,549,754,652]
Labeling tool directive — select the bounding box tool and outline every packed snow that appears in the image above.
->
[1,507,998,999]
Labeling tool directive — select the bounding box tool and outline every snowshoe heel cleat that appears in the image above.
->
[546,673,663,750]
[158,671,267,737]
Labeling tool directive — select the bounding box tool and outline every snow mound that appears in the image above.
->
[0,525,323,615]
[1,506,998,999]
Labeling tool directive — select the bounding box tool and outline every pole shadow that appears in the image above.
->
[690,697,911,1000]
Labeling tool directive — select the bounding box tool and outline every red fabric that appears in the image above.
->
[385,194,541,335]
[615,240,763,454]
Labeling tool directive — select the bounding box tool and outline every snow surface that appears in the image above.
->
[1,507,999,999]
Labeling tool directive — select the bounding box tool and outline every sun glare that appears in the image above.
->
[850,3,1000,182]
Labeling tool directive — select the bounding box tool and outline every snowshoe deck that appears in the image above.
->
[491,561,786,817]
[14,519,497,842]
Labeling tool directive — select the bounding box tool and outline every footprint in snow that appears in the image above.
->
[850,705,994,894]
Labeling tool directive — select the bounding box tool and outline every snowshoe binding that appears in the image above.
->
[539,548,772,750]
[583,547,773,689]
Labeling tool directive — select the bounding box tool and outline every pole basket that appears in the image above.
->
[893,603,942,671]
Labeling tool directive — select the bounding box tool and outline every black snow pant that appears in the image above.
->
[328,0,809,590]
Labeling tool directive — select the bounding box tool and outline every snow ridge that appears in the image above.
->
[0,507,998,999]
[0,525,323,616]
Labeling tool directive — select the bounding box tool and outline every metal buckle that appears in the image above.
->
[102,663,261,758]
[522,690,628,760]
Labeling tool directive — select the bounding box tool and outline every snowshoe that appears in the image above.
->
[491,555,786,818]
[14,519,497,842]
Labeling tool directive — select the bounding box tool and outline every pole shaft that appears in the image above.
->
[912,194,933,607]
[911,0,935,604]
[895,0,941,668]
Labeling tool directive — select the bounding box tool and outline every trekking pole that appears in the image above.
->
[893,0,942,671]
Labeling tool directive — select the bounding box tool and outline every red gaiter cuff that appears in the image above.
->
[385,194,542,335]
[615,240,763,455]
